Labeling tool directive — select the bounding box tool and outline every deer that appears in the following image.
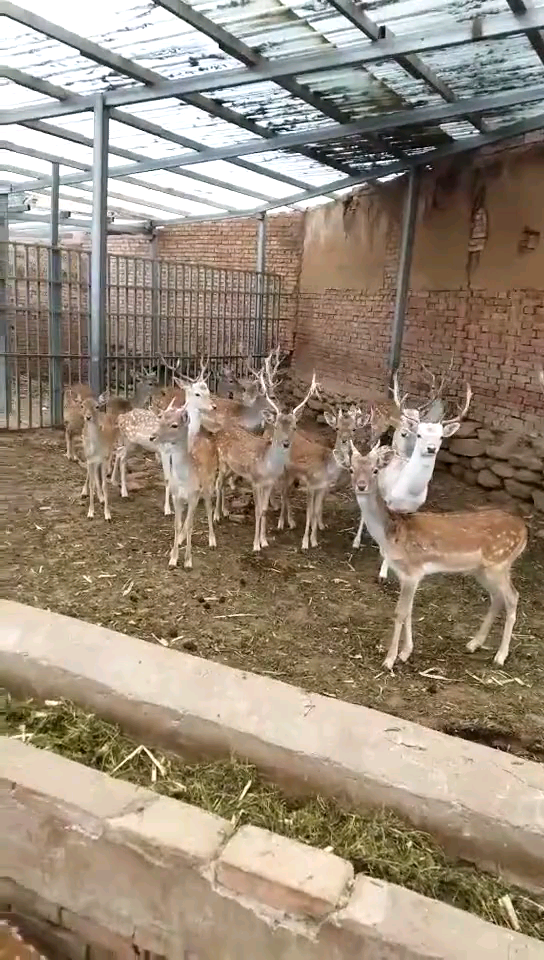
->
[112,364,214,515]
[149,397,219,569]
[80,398,119,521]
[63,382,95,461]
[213,372,319,552]
[337,439,527,670]
[97,367,158,417]
[353,378,472,580]
[276,406,369,549]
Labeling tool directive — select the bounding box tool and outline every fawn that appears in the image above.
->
[80,398,118,520]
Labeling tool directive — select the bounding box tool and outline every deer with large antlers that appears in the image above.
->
[337,440,527,670]
[276,406,369,549]
[213,372,319,551]
[354,376,472,580]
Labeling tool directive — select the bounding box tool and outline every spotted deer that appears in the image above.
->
[63,382,95,461]
[149,402,219,568]
[80,398,119,520]
[277,406,369,549]
[213,373,318,552]
[337,439,527,670]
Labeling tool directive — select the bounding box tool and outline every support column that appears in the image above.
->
[150,233,159,361]
[388,168,420,385]
[0,188,9,426]
[49,162,63,426]
[90,94,109,395]
[255,212,266,359]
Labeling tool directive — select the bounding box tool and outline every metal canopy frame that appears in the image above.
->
[2,0,544,390]
[1,0,544,230]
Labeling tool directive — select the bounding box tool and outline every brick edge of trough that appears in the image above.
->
[2,736,542,960]
[1,600,544,898]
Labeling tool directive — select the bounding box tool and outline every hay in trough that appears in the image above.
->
[2,691,543,942]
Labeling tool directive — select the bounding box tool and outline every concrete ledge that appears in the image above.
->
[1,738,542,960]
[2,601,544,893]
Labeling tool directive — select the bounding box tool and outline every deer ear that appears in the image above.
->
[323,410,336,429]
[333,446,350,469]
[442,420,460,438]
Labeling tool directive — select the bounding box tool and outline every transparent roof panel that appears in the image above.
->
[2,0,543,225]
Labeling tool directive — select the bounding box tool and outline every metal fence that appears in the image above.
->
[1,242,282,429]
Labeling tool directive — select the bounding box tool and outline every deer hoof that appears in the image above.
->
[466,638,480,654]
[398,648,412,663]
[86,510,94,519]
[184,559,193,570]
[104,511,112,521]
[382,656,396,671]
[168,556,178,568]
[493,651,507,667]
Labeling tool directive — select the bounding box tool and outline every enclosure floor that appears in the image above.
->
[4,429,544,760]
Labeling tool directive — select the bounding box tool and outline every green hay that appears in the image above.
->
[2,691,543,942]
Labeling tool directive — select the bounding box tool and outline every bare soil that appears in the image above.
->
[3,428,544,760]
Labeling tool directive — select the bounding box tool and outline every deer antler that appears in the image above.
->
[391,371,408,412]
[258,369,281,417]
[443,382,472,426]
[159,351,181,373]
[292,372,318,419]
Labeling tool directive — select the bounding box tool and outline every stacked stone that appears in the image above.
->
[437,420,544,511]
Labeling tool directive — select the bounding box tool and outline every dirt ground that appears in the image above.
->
[3,428,544,761]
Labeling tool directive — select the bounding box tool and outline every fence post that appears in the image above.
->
[49,162,63,426]
[0,187,9,426]
[90,94,109,395]
[255,212,266,359]
[150,234,159,359]
[388,168,420,387]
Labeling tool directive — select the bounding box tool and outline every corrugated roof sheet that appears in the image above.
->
[2,0,544,229]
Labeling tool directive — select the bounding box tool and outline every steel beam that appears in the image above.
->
[2,2,544,120]
[10,213,150,233]
[48,161,62,426]
[326,0,487,135]
[10,81,544,194]
[389,169,420,381]
[4,67,313,195]
[155,0,407,162]
[0,4,359,179]
[0,187,8,425]
[90,97,109,396]
[506,0,544,64]
[255,212,267,359]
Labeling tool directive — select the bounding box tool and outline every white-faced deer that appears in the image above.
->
[278,406,368,549]
[149,400,219,569]
[338,440,527,670]
[213,372,318,552]
[80,398,118,521]
[354,379,472,580]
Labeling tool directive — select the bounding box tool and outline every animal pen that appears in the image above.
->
[2,1,544,957]
[1,239,281,429]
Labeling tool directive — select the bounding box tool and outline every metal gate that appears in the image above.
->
[1,242,282,429]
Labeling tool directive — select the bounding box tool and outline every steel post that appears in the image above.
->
[90,95,109,395]
[255,212,266,359]
[0,188,9,426]
[49,161,63,425]
[388,168,420,384]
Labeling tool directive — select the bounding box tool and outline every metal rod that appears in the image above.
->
[0,188,8,426]
[90,95,109,395]
[389,169,420,383]
[49,161,63,426]
[255,213,266,359]
[2,2,544,120]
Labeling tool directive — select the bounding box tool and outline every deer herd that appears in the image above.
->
[62,350,530,670]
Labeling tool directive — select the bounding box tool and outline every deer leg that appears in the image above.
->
[204,491,217,548]
[87,464,96,519]
[466,571,502,655]
[168,497,184,568]
[384,579,417,670]
[101,462,111,521]
[353,508,365,549]
[259,484,273,549]
[110,449,120,485]
[81,463,90,498]
[316,494,326,530]
[159,449,172,516]
[119,449,130,499]
[252,486,263,552]
[378,557,389,580]
[301,490,314,551]
[493,572,519,667]
[277,479,290,531]
[214,468,227,522]
[183,495,199,569]
[398,583,418,663]
[311,489,326,547]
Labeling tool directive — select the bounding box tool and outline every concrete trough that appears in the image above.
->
[1,600,544,894]
[1,737,542,960]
